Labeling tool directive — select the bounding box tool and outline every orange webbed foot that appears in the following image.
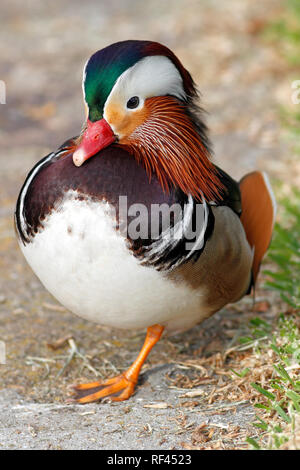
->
[69,373,136,403]
[67,324,164,404]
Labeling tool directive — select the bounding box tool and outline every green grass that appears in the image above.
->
[245,191,300,449]
[264,191,300,310]
[264,0,300,65]
[246,316,300,449]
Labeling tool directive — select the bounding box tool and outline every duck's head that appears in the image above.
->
[73,40,222,200]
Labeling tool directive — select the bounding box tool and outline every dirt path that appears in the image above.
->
[0,0,294,450]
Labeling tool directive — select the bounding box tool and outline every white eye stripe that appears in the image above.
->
[103,55,185,119]
[81,58,89,107]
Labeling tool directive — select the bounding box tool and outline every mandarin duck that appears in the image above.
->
[15,40,276,403]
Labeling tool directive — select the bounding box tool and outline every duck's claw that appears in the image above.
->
[68,374,136,403]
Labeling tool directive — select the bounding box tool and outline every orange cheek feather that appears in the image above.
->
[105,103,150,141]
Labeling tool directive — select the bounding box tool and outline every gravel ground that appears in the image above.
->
[0,0,296,450]
[0,367,256,450]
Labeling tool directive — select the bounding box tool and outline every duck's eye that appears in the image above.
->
[126,96,140,109]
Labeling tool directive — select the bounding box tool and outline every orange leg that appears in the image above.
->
[69,324,164,404]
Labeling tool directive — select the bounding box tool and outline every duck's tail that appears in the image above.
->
[239,171,276,284]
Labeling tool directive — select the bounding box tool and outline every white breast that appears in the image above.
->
[20,191,204,332]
